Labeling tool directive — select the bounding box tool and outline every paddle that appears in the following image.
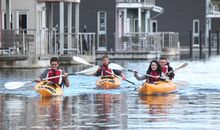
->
[4,72,77,90]
[73,56,138,86]
[109,62,189,86]
[109,63,156,78]
[168,63,188,74]
[75,65,99,75]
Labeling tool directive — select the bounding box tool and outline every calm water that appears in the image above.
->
[0,55,220,130]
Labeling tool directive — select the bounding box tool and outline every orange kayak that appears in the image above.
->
[138,81,176,95]
[96,77,121,89]
[34,81,63,97]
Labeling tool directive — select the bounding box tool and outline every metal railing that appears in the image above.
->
[116,0,155,5]
[0,29,96,57]
[54,32,96,56]
[116,32,179,52]
[0,29,36,56]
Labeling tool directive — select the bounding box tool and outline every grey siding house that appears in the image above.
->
[155,0,220,47]
[73,0,219,51]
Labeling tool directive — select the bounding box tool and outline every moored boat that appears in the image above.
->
[96,77,121,89]
[138,81,176,95]
[34,81,63,97]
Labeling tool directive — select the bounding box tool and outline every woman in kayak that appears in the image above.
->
[94,54,126,80]
[36,57,70,88]
[134,60,166,83]
[159,57,175,80]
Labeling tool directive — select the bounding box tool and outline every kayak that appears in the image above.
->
[138,81,176,95]
[96,77,121,89]
[34,81,63,97]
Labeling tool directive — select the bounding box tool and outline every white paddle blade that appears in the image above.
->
[75,65,99,75]
[4,82,29,90]
[109,63,124,70]
[174,63,188,71]
[73,56,93,66]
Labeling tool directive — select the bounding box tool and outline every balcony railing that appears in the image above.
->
[115,32,179,52]
[116,0,155,5]
[0,29,96,57]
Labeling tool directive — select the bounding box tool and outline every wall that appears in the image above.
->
[155,0,206,46]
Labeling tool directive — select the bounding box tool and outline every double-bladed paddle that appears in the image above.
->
[109,62,190,86]
[73,56,138,86]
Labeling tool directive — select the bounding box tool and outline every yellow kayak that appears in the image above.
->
[138,81,176,95]
[96,77,121,89]
[34,81,63,97]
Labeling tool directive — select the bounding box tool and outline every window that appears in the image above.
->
[151,20,157,32]
[193,19,200,46]
[97,11,107,50]
[18,12,28,33]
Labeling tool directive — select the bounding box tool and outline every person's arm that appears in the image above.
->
[167,66,175,79]
[93,67,102,76]
[159,72,167,81]
[63,72,70,87]
[113,70,126,80]
[134,73,146,81]
[36,69,48,82]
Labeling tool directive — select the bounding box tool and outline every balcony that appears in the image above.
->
[116,0,155,9]
[207,4,220,18]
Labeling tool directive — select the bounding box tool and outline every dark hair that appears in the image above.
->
[50,57,59,63]
[146,60,162,74]
[102,54,109,60]
[159,57,167,61]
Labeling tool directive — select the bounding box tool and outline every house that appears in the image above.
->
[154,0,220,48]
[48,0,220,53]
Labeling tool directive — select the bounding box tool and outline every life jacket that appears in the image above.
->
[46,68,63,85]
[101,64,114,78]
[148,70,161,83]
[161,65,168,74]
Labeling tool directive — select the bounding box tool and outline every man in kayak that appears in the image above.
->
[134,60,166,83]
[94,54,126,80]
[36,57,70,88]
[159,57,175,80]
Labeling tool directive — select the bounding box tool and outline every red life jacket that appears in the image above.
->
[148,70,160,83]
[101,65,114,78]
[161,65,168,74]
[46,68,63,85]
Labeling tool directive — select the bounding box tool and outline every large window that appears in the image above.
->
[97,11,107,51]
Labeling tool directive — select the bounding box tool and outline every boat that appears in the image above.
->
[96,77,121,89]
[34,81,64,97]
[138,81,176,95]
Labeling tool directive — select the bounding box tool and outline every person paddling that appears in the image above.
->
[36,57,70,88]
[159,57,175,80]
[94,54,126,80]
[134,60,166,83]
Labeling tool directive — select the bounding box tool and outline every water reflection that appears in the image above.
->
[139,94,177,122]
[34,97,63,130]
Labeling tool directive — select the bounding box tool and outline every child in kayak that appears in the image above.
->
[94,54,126,80]
[159,57,175,80]
[134,60,166,83]
[36,57,70,88]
